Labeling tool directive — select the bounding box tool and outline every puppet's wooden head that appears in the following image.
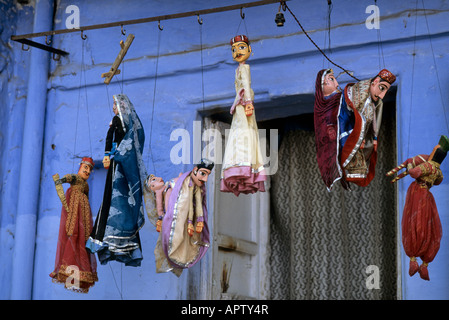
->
[230,35,251,63]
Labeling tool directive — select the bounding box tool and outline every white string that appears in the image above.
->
[148,28,162,176]
[421,0,449,135]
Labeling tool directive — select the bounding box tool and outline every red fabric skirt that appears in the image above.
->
[402,181,442,264]
[50,187,98,293]
[313,70,343,190]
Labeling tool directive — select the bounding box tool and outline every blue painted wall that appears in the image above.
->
[0,1,34,299]
[1,0,449,299]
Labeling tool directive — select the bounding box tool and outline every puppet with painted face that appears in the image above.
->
[220,35,266,196]
[314,68,396,190]
[50,157,98,293]
[144,159,214,276]
[338,69,396,187]
[86,94,147,267]
[314,68,344,190]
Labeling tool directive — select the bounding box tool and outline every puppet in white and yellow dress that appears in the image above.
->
[220,35,266,196]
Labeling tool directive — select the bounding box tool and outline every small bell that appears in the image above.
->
[275,12,285,27]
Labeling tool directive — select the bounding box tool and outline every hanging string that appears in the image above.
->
[199,19,205,112]
[113,35,125,95]
[81,39,93,157]
[103,32,128,142]
[325,1,333,56]
[322,1,333,68]
[114,64,124,94]
[73,38,93,171]
[73,77,81,172]
[109,263,124,300]
[198,16,207,158]
[375,0,386,69]
[121,55,125,94]
[121,30,126,94]
[147,27,162,175]
[235,9,249,36]
[407,0,419,159]
[421,0,449,135]
[284,2,360,82]
[105,84,113,118]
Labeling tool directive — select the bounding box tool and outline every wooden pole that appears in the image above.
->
[101,34,135,85]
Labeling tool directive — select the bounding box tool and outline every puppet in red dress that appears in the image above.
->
[387,136,449,280]
[50,157,98,292]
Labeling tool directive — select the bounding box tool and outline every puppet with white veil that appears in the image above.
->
[86,94,147,267]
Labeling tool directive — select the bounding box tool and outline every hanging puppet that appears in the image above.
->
[50,157,98,293]
[220,35,266,196]
[387,135,449,280]
[85,94,147,267]
[314,68,344,190]
[314,68,396,190]
[144,159,214,276]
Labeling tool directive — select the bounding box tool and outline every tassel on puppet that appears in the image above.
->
[387,135,449,280]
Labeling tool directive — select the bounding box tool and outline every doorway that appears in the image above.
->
[267,103,398,299]
[198,92,398,299]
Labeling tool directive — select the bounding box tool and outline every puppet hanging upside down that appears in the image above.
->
[387,136,449,280]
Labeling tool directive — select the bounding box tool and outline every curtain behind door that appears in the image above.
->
[269,113,397,300]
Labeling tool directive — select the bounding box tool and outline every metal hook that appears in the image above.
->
[240,7,245,19]
[158,20,163,31]
[21,43,30,51]
[45,35,51,45]
[281,1,287,11]
[81,30,87,40]
[197,14,203,25]
[121,24,126,35]
[52,53,61,61]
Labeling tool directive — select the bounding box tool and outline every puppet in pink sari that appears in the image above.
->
[387,136,448,280]
[220,35,266,196]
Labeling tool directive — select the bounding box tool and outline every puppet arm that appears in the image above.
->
[386,155,428,183]
[155,189,165,232]
[409,160,443,188]
[187,185,195,237]
[240,65,254,115]
[53,173,72,213]
[194,186,204,234]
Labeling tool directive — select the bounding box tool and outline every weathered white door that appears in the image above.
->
[201,118,271,300]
